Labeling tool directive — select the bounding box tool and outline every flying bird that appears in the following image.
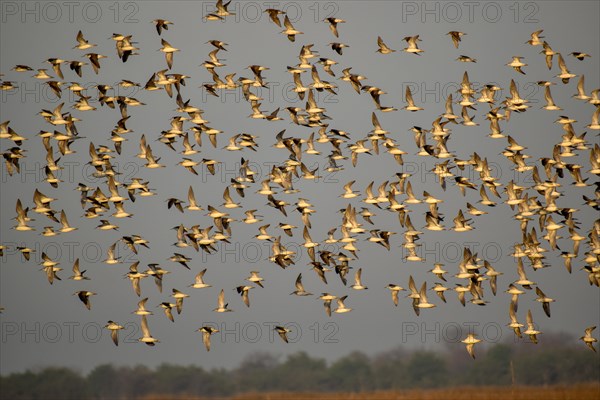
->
[580,326,597,352]
[447,31,466,48]
[461,333,481,359]
[139,315,159,346]
[214,289,233,312]
[275,326,292,343]
[198,326,219,351]
[324,17,345,37]
[377,36,396,54]
[105,321,124,346]
[74,291,96,310]
[402,35,423,54]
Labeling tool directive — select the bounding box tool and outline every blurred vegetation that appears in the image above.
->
[1,334,598,399]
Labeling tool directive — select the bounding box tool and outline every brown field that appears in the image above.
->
[141,384,600,400]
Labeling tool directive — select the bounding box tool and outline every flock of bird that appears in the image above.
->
[1,1,599,357]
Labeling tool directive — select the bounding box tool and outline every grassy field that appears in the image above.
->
[141,384,600,400]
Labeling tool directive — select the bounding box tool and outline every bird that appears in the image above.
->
[124,262,146,297]
[152,19,173,35]
[507,303,523,339]
[275,326,292,343]
[432,283,449,303]
[171,289,189,314]
[159,39,179,69]
[526,29,544,46]
[403,86,423,111]
[69,259,89,281]
[246,271,264,288]
[570,51,591,61]
[350,268,368,290]
[376,36,395,54]
[556,53,576,83]
[329,42,349,55]
[104,243,120,265]
[461,333,481,359]
[13,199,34,231]
[104,321,124,346]
[198,326,219,351]
[429,264,448,281]
[535,287,555,317]
[290,273,312,296]
[324,17,345,37]
[17,246,34,261]
[573,75,590,101]
[74,291,96,310]
[417,282,436,309]
[281,16,302,42]
[190,269,212,289]
[159,302,176,322]
[542,86,561,110]
[524,310,542,344]
[46,58,66,79]
[138,315,159,346]
[318,293,337,317]
[514,258,536,289]
[214,289,233,312]
[74,30,96,50]
[506,56,527,74]
[580,326,597,352]
[12,65,33,72]
[334,295,352,313]
[587,107,600,130]
[236,285,254,307]
[169,253,191,269]
[402,35,423,54]
[540,41,556,69]
[214,0,234,16]
[302,226,319,261]
[447,31,466,48]
[506,284,525,313]
[386,284,404,306]
[265,8,285,26]
[340,181,360,199]
[456,55,476,63]
[133,298,153,316]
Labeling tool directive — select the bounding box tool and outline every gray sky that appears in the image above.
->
[1,1,599,374]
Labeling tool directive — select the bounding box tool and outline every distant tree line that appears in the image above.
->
[1,334,598,399]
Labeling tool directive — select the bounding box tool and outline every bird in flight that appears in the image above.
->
[462,333,481,359]
[198,326,219,351]
[580,326,597,352]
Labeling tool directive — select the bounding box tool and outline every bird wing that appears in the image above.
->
[391,290,399,306]
[283,15,294,30]
[242,289,250,307]
[140,315,151,338]
[278,330,289,343]
[72,259,80,275]
[408,275,418,294]
[203,330,212,351]
[466,343,475,358]
[295,274,304,291]
[526,309,533,327]
[218,289,225,308]
[303,226,313,243]
[355,268,363,286]
[111,329,119,346]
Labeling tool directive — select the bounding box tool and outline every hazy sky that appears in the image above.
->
[1,1,599,374]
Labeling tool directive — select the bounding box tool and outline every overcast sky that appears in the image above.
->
[1,1,599,374]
